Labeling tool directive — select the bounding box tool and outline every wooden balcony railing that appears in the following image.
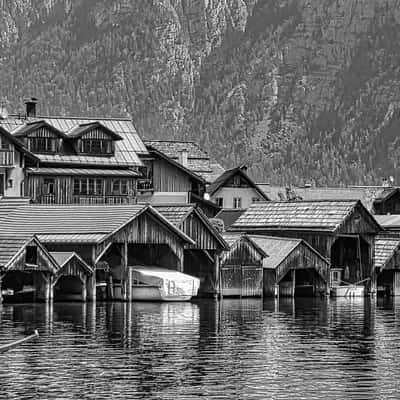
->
[0,150,14,166]
[38,194,137,205]
[137,179,154,192]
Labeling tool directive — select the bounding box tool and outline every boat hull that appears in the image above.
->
[331,285,365,297]
[131,285,192,301]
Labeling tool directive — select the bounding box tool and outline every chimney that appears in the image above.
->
[178,149,188,167]
[0,100,8,120]
[25,97,38,118]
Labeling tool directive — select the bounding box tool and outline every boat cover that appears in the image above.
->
[129,266,200,297]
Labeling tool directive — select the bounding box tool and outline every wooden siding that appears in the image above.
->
[151,158,192,192]
[27,175,137,204]
[75,128,116,154]
[100,211,185,271]
[374,192,400,215]
[181,213,221,250]
[6,242,55,273]
[221,265,263,297]
[54,258,92,284]
[222,238,264,267]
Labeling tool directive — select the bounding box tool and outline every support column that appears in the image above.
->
[82,277,87,302]
[127,267,133,302]
[121,240,128,301]
[89,247,97,302]
[214,252,221,299]
[44,274,51,303]
[291,269,296,298]
[0,274,3,304]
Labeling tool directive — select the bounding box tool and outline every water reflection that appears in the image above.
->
[1,298,400,399]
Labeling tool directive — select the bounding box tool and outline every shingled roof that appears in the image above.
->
[374,235,400,271]
[230,200,381,233]
[375,215,400,231]
[0,204,194,245]
[0,115,148,167]
[256,184,396,211]
[144,140,225,183]
[0,197,31,222]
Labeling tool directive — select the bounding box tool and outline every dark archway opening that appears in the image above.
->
[54,276,84,301]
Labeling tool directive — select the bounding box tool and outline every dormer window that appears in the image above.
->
[80,138,113,155]
[30,137,56,153]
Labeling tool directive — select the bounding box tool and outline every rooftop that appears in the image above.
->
[0,204,194,244]
[230,200,378,232]
[374,235,400,270]
[0,115,149,167]
[375,215,400,230]
[145,140,225,183]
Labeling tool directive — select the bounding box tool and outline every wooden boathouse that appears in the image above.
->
[221,233,329,297]
[0,234,58,302]
[0,204,194,302]
[374,234,400,296]
[154,204,228,296]
[230,200,381,294]
[220,233,266,297]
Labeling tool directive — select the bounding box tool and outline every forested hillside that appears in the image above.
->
[2,0,400,185]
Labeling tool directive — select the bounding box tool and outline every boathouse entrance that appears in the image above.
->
[330,235,371,286]
[0,236,58,303]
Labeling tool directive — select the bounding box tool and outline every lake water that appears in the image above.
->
[1,298,400,399]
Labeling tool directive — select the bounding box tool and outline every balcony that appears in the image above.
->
[137,179,154,192]
[38,194,137,205]
[0,150,14,167]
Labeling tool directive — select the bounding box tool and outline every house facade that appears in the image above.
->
[0,126,38,197]
[208,166,270,209]
[0,101,148,205]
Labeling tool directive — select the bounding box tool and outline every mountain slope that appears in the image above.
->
[2,0,400,185]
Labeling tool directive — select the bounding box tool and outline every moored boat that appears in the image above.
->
[129,266,200,301]
[330,285,365,297]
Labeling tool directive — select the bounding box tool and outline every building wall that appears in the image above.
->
[0,149,26,197]
[152,158,192,192]
[212,187,262,209]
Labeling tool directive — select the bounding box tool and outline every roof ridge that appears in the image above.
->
[7,114,132,121]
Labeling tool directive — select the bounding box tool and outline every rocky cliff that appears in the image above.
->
[2,0,400,185]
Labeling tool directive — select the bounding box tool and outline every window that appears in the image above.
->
[112,179,129,195]
[215,197,224,207]
[233,197,242,209]
[44,178,55,195]
[80,139,112,155]
[26,246,38,265]
[73,178,104,196]
[29,137,56,153]
[0,137,10,149]
[233,175,241,186]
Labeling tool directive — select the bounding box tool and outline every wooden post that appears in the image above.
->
[121,240,128,301]
[48,275,53,303]
[88,247,97,302]
[0,274,3,304]
[291,269,296,298]
[82,277,87,302]
[214,253,220,299]
[127,267,132,302]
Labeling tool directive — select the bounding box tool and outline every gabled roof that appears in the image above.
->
[50,251,93,274]
[146,146,206,184]
[0,234,58,273]
[0,126,39,162]
[374,235,400,271]
[221,232,268,260]
[214,208,246,229]
[67,122,123,140]
[1,115,148,167]
[0,204,194,245]
[13,120,66,138]
[144,140,225,183]
[208,167,270,201]
[155,204,228,249]
[230,200,381,233]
